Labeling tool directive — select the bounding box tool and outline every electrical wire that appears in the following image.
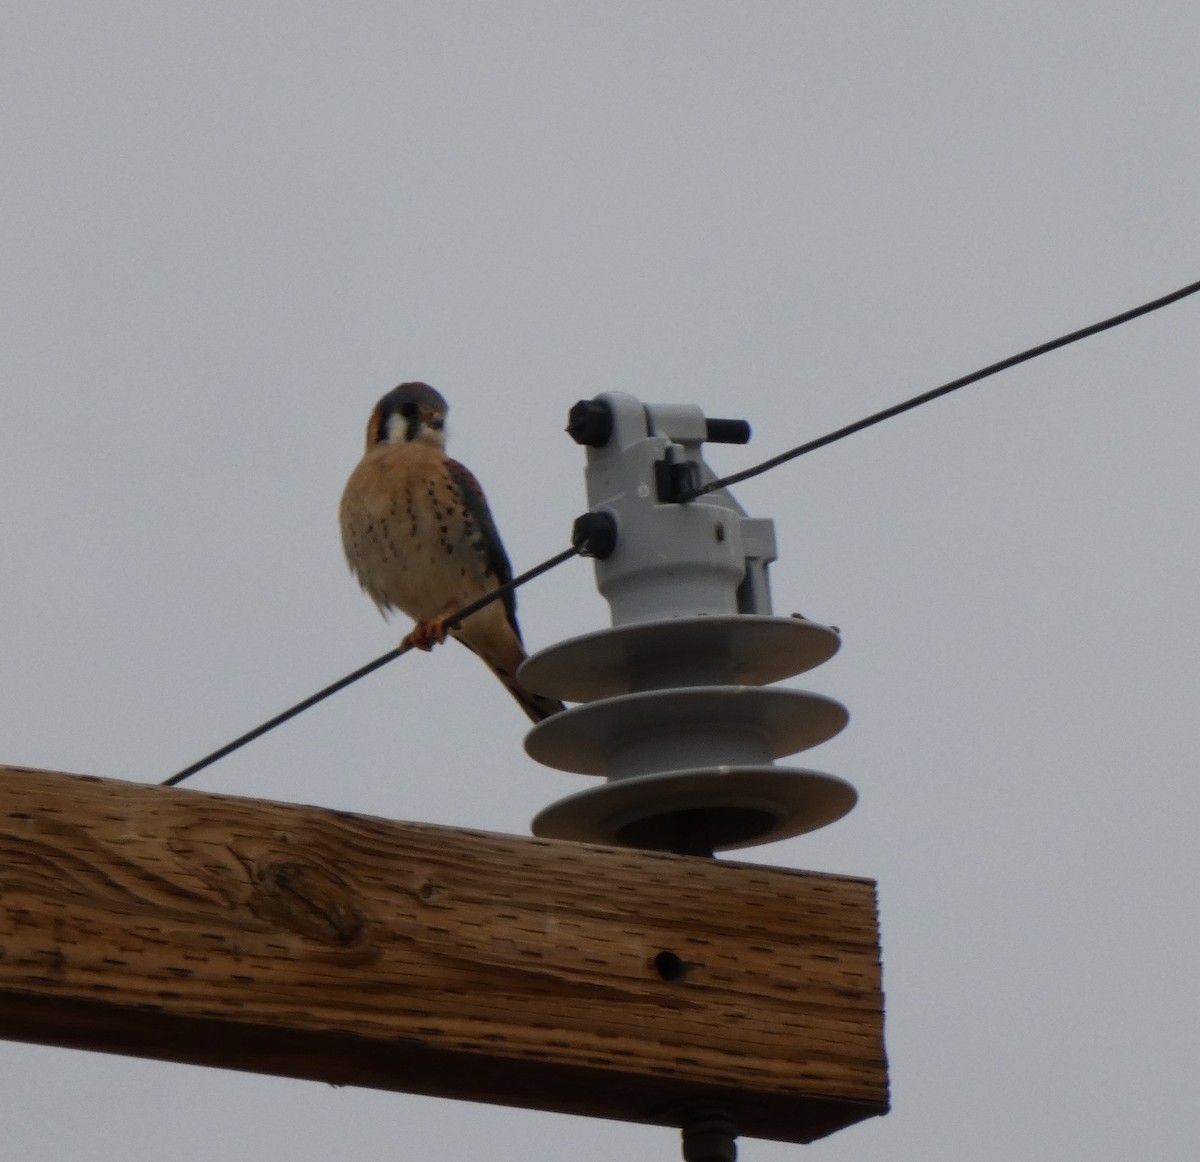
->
[163,275,1199,787]
[163,543,583,787]
[684,276,1200,501]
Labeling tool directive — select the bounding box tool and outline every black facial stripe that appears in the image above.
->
[372,406,389,446]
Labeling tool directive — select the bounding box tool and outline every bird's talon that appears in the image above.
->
[403,619,448,652]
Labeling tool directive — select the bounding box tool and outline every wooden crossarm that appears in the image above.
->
[0,765,887,1145]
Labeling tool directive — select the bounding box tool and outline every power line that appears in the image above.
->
[684,276,1200,500]
[163,543,583,787]
[164,276,1199,786]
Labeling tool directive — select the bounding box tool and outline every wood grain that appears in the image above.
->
[0,765,887,1144]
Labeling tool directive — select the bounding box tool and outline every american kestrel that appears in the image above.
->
[339,382,564,723]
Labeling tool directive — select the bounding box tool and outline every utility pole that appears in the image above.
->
[0,392,888,1156]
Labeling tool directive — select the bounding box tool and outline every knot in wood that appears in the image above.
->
[248,860,366,946]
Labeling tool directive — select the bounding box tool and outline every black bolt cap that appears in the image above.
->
[566,399,614,447]
[705,418,751,444]
[572,510,618,559]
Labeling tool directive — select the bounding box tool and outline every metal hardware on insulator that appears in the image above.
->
[565,398,614,448]
[703,417,751,445]
[571,510,618,559]
[520,391,857,857]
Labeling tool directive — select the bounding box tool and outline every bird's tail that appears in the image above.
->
[490,665,566,724]
[451,608,565,723]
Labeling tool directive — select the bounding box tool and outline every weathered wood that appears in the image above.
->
[0,765,887,1144]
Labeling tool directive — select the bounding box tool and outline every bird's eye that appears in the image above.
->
[428,415,445,430]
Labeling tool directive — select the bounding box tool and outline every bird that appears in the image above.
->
[339,382,564,723]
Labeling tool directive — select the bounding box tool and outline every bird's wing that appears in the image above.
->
[444,456,520,638]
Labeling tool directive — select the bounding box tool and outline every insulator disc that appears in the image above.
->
[531,766,857,853]
[518,615,840,702]
[525,685,848,776]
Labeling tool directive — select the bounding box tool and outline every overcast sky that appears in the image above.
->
[3,5,1199,1160]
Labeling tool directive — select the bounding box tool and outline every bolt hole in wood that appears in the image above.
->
[654,950,688,982]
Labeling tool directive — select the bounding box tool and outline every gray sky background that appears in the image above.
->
[3,5,1199,1160]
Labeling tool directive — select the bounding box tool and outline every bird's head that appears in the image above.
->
[366,382,448,450]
